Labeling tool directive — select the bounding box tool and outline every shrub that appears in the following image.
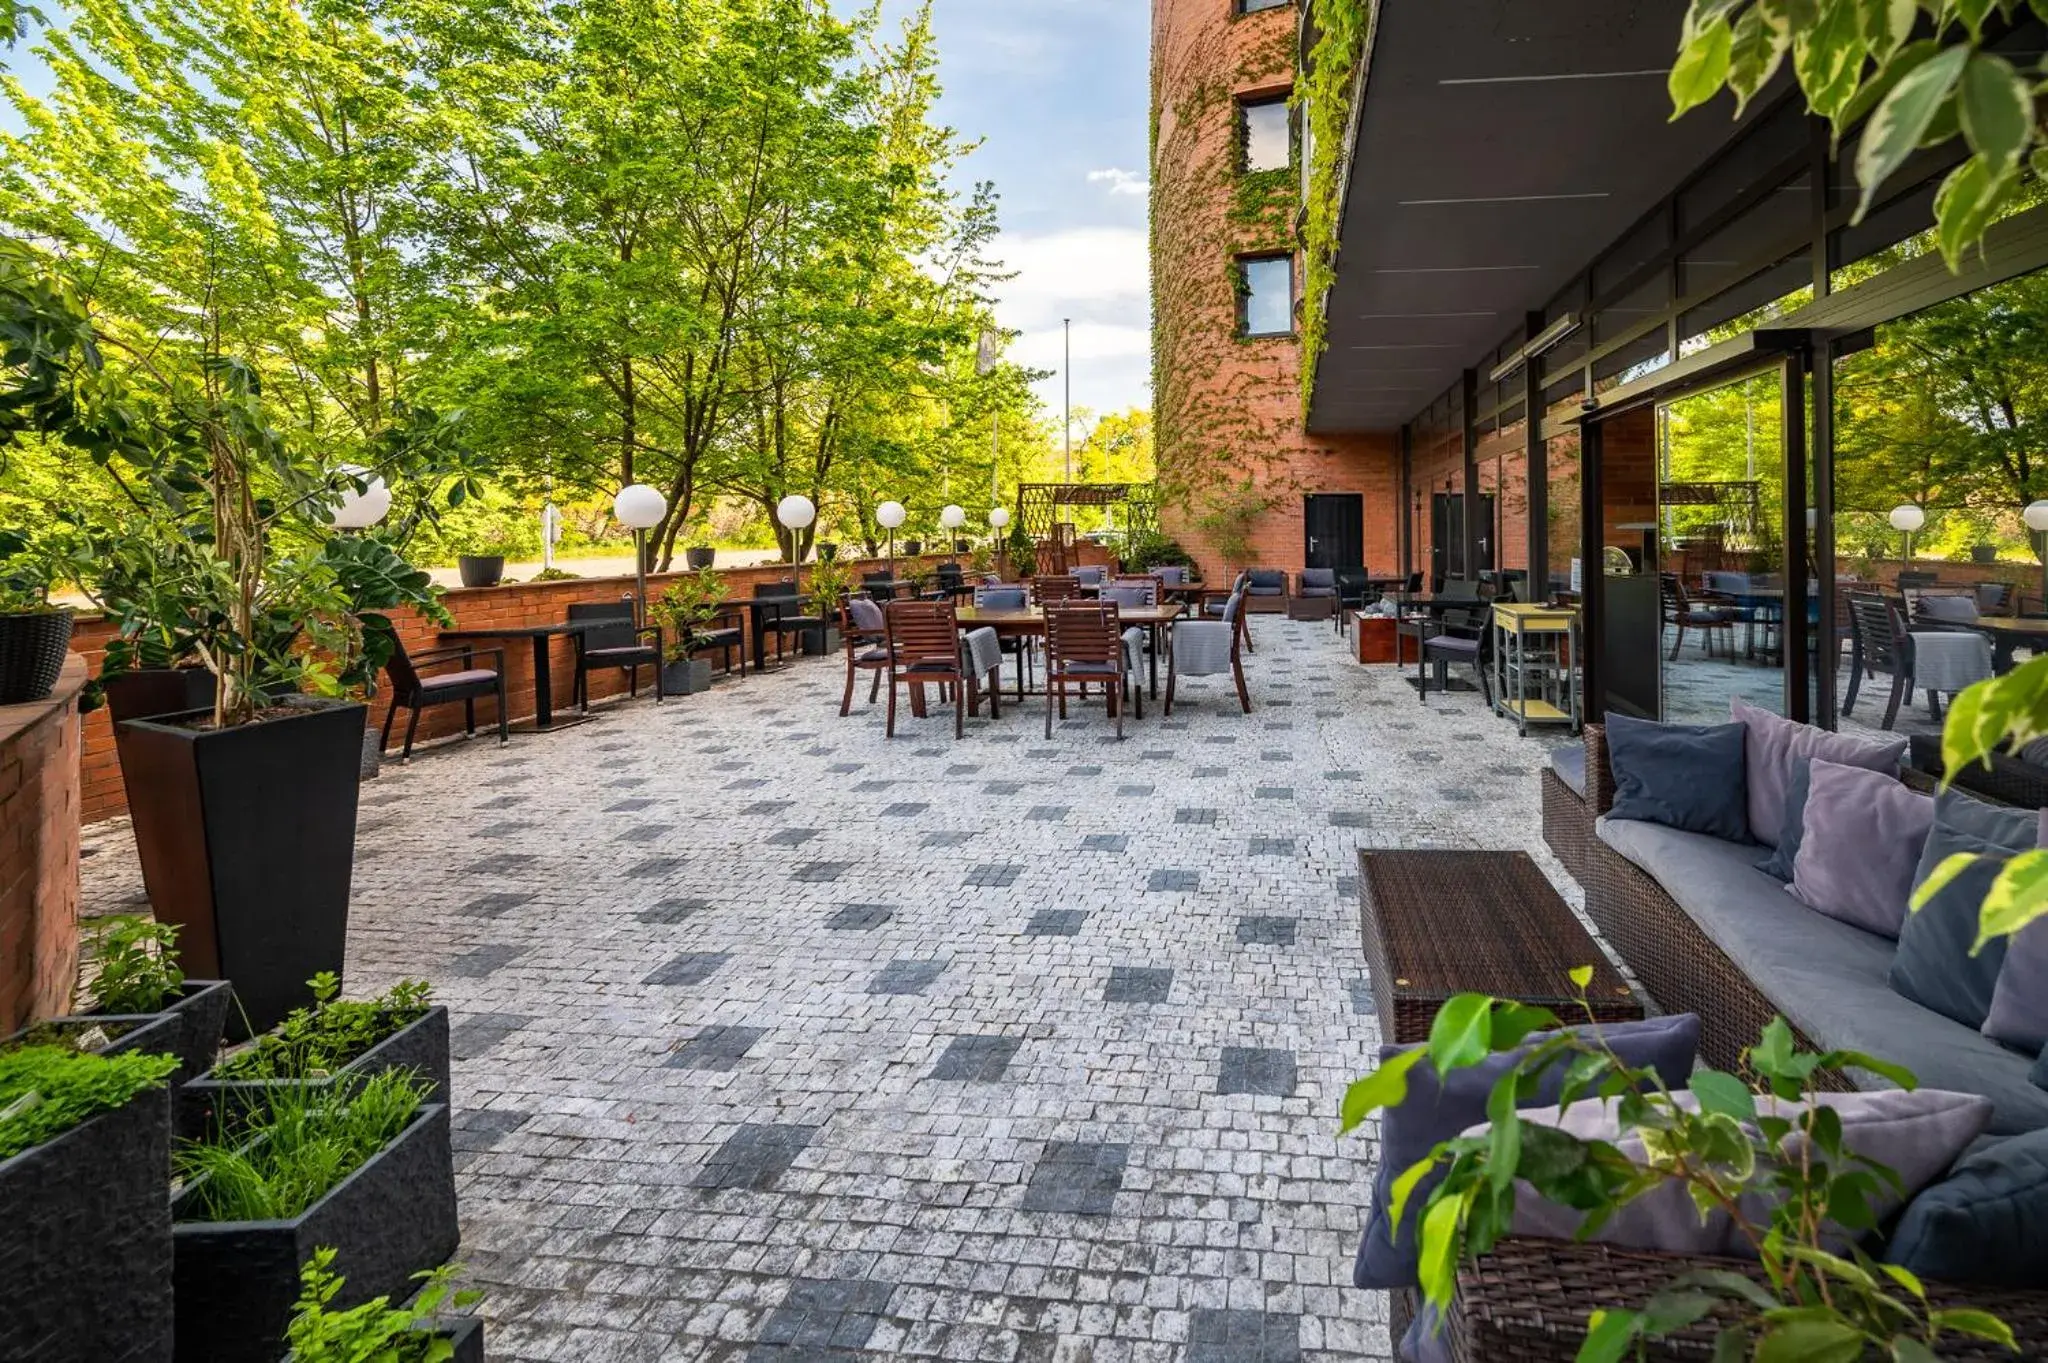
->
[178,1069,429,1222]
[283,1247,479,1363]
[83,915,184,1015]
[212,975,432,1082]
[0,1045,178,1159]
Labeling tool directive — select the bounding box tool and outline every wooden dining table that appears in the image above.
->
[955,602,1185,699]
[1972,616,2048,673]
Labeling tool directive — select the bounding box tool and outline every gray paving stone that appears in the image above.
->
[793,861,854,883]
[1146,869,1200,892]
[1348,979,1378,1016]
[1219,1046,1299,1097]
[1236,916,1298,946]
[445,944,525,978]
[643,952,732,986]
[765,827,821,846]
[458,892,533,920]
[605,797,657,812]
[1187,1308,1302,1363]
[1103,967,1173,1003]
[826,903,892,931]
[1174,807,1218,825]
[964,863,1021,888]
[637,898,706,924]
[613,824,667,843]
[929,1034,1022,1081]
[693,1123,820,1191]
[749,1276,897,1359]
[1249,836,1295,856]
[668,1025,768,1072]
[1023,910,1086,936]
[1080,834,1128,853]
[1020,1140,1127,1215]
[625,855,688,879]
[868,959,947,995]
[450,1012,531,1060]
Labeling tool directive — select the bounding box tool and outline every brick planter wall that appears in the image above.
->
[70,547,1110,823]
[0,654,85,1030]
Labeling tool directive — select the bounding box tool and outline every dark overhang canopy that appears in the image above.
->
[1307,0,1770,434]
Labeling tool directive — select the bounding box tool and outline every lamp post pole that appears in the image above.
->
[1063,317,1072,484]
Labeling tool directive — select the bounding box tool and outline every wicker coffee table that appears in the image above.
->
[1357,849,1640,1043]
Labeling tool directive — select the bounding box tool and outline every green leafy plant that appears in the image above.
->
[1004,521,1037,577]
[0,1044,178,1159]
[803,555,855,611]
[284,1247,480,1363]
[1193,478,1274,570]
[1668,0,2048,269]
[1123,530,1196,574]
[648,570,732,663]
[0,524,87,613]
[529,567,581,582]
[211,975,433,1083]
[178,1068,429,1222]
[903,560,935,596]
[82,915,184,1015]
[1342,973,2016,1361]
[966,542,997,577]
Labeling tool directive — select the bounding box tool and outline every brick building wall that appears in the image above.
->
[1150,0,1399,585]
[0,656,84,1030]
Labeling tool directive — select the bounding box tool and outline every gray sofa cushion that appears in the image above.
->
[1549,743,1586,798]
[1597,816,2048,1137]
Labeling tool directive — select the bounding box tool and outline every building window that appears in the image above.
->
[1240,96,1290,173]
[1239,254,1294,337]
[1239,0,1291,12]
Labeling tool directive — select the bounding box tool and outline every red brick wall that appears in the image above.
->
[1151,0,1401,584]
[1,655,84,1030]
[70,548,1108,823]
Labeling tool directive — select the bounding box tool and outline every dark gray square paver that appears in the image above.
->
[749,1276,897,1358]
[1249,837,1295,856]
[1347,979,1377,1016]
[929,1034,1022,1081]
[638,898,706,925]
[614,825,667,844]
[459,853,537,876]
[1081,834,1128,853]
[1174,807,1218,825]
[827,903,893,931]
[881,801,929,817]
[920,831,976,848]
[446,944,525,978]
[605,797,656,813]
[1024,910,1086,937]
[743,800,796,816]
[451,1013,532,1060]
[1020,1140,1128,1215]
[1254,786,1295,801]
[794,861,854,883]
[1025,805,1069,822]
[1147,869,1200,893]
[692,1122,820,1191]
[452,1107,531,1151]
[965,863,1021,889]
[1237,916,1298,946]
[1104,967,1173,1004]
[643,952,732,986]
[1186,1309,1301,1363]
[1329,810,1369,828]
[868,960,947,996]
[625,856,688,879]
[459,892,533,920]
[668,1025,768,1072]
[1219,1046,1298,1097]
[765,827,821,846]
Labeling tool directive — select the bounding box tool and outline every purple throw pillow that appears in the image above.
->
[1983,812,2048,1054]
[1732,698,1907,848]
[1789,759,1934,938]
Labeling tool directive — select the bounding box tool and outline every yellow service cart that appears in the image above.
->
[1490,602,1580,737]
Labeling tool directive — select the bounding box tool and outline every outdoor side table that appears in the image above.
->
[1489,602,1580,737]
[1349,613,1397,664]
[1357,849,1640,1044]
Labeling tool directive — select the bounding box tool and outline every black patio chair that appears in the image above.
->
[1418,606,1494,706]
[682,603,748,678]
[754,581,826,665]
[379,637,508,760]
[1844,590,1917,730]
[570,601,664,708]
[1334,567,1371,634]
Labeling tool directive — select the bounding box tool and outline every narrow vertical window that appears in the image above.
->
[1240,97,1290,173]
[1240,255,1294,337]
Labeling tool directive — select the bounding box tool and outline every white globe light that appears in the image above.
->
[328,465,391,530]
[1888,504,1926,534]
[988,507,1011,529]
[939,504,966,530]
[2024,501,2048,534]
[876,500,907,530]
[777,494,817,530]
[614,483,668,530]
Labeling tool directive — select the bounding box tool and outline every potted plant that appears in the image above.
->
[173,1069,457,1363]
[967,543,997,579]
[68,916,232,1086]
[683,545,716,570]
[0,526,82,705]
[282,1248,482,1363]
[901,537,923,556]
[903,561,937,600]
[646,570,729,696]
[1004,521,1037,578]
[0,247,473,1038]
[816,541,839,563]
[1972,542,2000,564]
[179,975,444,1141]
[455,540,510,588]
[0,1044,181,1360]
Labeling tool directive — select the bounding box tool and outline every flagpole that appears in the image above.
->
[1063,317,1072,484]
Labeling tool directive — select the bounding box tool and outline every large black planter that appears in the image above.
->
[174,1104,458,1363]
[115,699,366,1038]
[456,555,505,588]
[0,607,74,705]
[684,546,716,570]
[103,668,218,724]
[178,1005,450,1142]
[73,980,234,1088]
[660,658,713,695]
[0,1084,173,1362]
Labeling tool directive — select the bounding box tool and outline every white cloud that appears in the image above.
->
[1087,167,1150,198]
[990,225,1153,414]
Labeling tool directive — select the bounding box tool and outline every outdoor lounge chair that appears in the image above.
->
[1165,590,1249,716]
[1243,567,1288,613]
[1045,603,1130,739]
[379,637,508,760]
[569,601,664,709]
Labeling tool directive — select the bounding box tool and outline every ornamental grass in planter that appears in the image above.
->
[0,1044,181,1362]
[180,975,446,1142]
[173,1070,457,1363]
[282,1248,482,1363]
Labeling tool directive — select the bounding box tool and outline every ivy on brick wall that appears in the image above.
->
[1297,0,1370,417]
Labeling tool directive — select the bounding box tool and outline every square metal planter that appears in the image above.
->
[173,1103,458,1363]
[0,1085,174,1361]
[177,1005,450,1142]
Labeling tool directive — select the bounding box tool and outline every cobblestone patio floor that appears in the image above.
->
[82,616,1580,1363]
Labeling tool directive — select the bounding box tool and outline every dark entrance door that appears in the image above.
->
[1303,494,1364,571]
[1430,493,1496,584]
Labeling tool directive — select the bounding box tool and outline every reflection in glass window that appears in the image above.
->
[1240,255,1293,337]
[1241,98,1289,173]
[1240,0,1291,11]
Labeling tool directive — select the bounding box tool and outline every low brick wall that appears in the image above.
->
[71,545,1113,823]
[1,655,85,1030]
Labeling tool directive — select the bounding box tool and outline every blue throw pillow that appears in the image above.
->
[1755,757,1812,882]
[1886,1128,2048,1289]
[2035,1048,2047,1093]
[1890,789,2031,1029]
[1353,1013,1701,1290]
[1603,712,1749,842]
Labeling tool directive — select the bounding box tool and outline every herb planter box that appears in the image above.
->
[0,1084,173,1362]
[174,1103,458,1363]
[661,658,713,695]
[177,1005,449,1143]
[78,980,234,1088]
[116,698,366,1037]
[282,1316,482,1363]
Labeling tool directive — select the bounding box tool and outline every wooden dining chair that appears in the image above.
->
[1044,603,1129,739]
[882,600,998,739]
[839,596,890,717]
[1033,574,1081,605]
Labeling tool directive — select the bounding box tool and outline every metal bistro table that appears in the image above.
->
[438,621,598,733]
[955,602,1184,700]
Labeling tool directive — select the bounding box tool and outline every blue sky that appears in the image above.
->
[870,0,1153,420]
